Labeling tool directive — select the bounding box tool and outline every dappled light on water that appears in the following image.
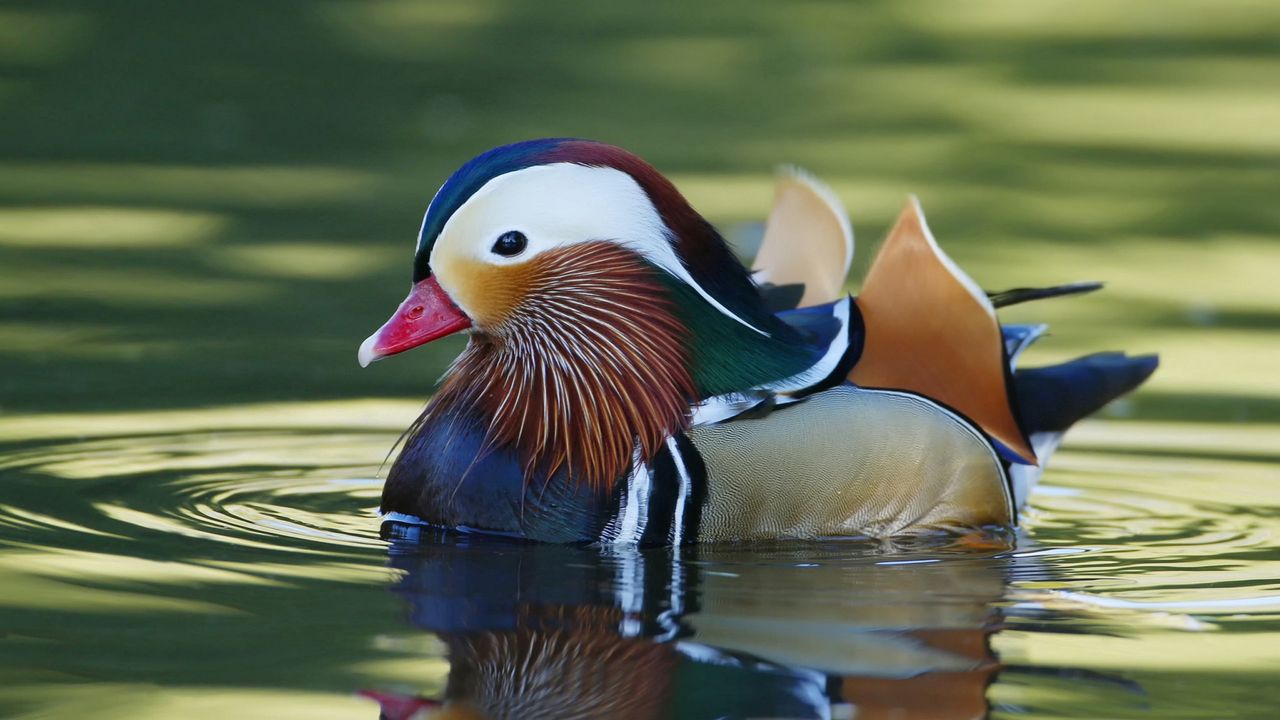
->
[0,405,400,554]
[0,401,1277,717]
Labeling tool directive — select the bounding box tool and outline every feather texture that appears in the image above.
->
[848,197,1037,465]
[425,242,697,493]
[753,167,854,307]
[987,281,1103,308]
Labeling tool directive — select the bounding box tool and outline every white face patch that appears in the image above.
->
[427,163,765,334]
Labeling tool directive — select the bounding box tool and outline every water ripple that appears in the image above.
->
[0,428,388,553]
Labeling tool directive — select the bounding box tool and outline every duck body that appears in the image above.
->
[362,139,1157,545]
[383,373,1016,545]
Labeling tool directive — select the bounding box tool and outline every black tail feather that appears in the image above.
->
[988,281,1104,309]
[1014,353,1159,435]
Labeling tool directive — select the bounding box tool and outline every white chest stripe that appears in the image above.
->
[611,445,651,545]
[667,436,693,545]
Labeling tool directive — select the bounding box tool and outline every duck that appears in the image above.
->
[358,138,1157,545]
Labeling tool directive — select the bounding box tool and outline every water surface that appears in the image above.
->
[2,402,1276,719]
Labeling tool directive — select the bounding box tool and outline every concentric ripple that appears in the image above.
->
[0,401,422,555]
[1016,431,1280,616]
[2,403,1279,718]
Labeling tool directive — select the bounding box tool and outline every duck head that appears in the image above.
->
[358,139,776,364]
[359,139,813,490]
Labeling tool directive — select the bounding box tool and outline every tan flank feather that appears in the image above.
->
[849,197,1037,465]
[752,167,854,307]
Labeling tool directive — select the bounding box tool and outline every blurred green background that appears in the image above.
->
[2,0,1278,419]
[2,3,1279,718]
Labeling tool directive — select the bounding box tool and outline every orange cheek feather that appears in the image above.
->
[434,255,536,330]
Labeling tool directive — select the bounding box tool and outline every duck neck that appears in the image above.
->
[660,274,818,398]
[426,242,697,493]
[653,210,820,396]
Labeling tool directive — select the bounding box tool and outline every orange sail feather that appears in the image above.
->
[849,197,1036,464]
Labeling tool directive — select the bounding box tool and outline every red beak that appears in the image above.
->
[358,276,472,367]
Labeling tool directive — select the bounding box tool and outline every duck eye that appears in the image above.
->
[491,230,527,257]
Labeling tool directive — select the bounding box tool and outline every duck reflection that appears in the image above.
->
[365,527,1031,720]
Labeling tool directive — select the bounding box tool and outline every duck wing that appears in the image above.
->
[689,295,863,426]
[688,384,1014,541]
[847,197,1037,465]
[752,167,853,309]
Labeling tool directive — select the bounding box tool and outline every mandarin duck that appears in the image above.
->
[359,139,1157,545]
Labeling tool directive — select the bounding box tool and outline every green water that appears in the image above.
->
[2,1,1279,718]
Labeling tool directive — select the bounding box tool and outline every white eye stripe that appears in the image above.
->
[428,163,766,335]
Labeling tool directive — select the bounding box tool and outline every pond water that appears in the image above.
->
[2,401,1277,719]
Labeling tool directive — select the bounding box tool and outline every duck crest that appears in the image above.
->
[422,241,697,493]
